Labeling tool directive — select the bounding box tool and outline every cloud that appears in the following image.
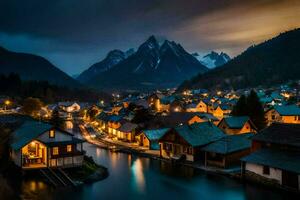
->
[0,0,299,74]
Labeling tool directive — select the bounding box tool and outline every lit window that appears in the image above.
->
[49,130,55,138]
[53,147,59,155]
[67,145,72,152]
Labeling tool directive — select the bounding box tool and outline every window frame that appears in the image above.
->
[67,145,72,152]
[52,147,59,155]
[49,129,55,138]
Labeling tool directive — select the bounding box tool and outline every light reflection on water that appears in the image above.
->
[16,143,294,200]
[131,158,146,193]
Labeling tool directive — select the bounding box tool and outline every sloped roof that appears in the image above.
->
[117,122,138,132]
[252,123,300,147]
[202,133,253,154]
[197,113,219,121]
[274,105,300,116]
[241,148,300,174]
[174,122,225,147]
[223,116,250,129]
[143,128,170,141]
[11,120,53,150]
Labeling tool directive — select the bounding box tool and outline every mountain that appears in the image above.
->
[77,49,131,82]
[192,51,231,68]
[179,28,300,91]
[81,36,208,91]
[0,46,80,88]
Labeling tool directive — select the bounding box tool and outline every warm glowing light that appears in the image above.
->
[4,100,10,105]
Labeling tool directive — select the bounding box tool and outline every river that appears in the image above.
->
[18,142,294,200]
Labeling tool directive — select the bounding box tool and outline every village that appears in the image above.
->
[1,82,300,194]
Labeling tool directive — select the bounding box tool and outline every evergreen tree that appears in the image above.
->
[231,90,266,130]
[231,95,247,116]
[246,90,267,130]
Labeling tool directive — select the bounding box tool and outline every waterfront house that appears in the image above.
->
[202,133,252,168]
[10,120,85,169]
[241,123,300,191]
[138,128,170,150]
[159,122,225,162]
[117,122,138,142]
[217,116,257,135]
[107,115,124,138]
[265,105,300,125]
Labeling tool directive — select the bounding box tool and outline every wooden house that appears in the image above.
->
[218,116,257,135]
[241,123,300,191]
[10,120,85,169]
[202,133,252,168]
[138,128,170,150]
[185,100,208,113]
[159,122,225,162]
[265,105,300,125]
[116,122,138,142]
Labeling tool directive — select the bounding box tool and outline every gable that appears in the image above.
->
[37,129,73,143]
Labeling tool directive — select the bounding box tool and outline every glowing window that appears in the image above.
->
[67,145,72,152]
[53,147,59,155]
[49,130,55,138]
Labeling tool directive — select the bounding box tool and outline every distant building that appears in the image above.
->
[265,105,300,125]
[217,116,257,135]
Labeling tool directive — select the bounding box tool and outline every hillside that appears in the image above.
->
[179,28,300,91]
[0,47,80,88]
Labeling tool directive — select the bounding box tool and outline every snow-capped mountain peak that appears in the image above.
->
[193,51,231,68]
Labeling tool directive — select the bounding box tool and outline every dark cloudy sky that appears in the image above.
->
[0,0,300,75]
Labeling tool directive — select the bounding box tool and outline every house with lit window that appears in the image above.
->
[265,105,300,125]
[241,123,300,191]
[159,122,225,162]
[138,128,170,150]
[217,116,257,135]
[185,100,208,113]
[10,120,85,169]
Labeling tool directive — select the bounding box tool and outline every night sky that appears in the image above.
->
[0,0,300,75]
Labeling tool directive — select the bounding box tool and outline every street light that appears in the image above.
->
[4,100,10,110]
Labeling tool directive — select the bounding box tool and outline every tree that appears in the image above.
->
[231,95,247,116]
[231,90,266,130]
[246,90,267,130]
[22,97,43,116]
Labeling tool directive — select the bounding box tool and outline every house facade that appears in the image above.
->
[218,116,257,135]
[159,122,225,162]
[10,120,85,169]
[265,105,300,125]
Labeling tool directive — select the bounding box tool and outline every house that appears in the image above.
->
[265,105,300,125]
[202,133,252,168]
[107,115,124,137]
[159,122,225,162]
[241,123,300,191]
[212,104,232,118]
[10,120,85,169]
[186,100,208,113]
[218,116,257,135]
[138,128,170,150]
[116,122,138,142]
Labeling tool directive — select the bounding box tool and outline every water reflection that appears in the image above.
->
[131,158,145,193]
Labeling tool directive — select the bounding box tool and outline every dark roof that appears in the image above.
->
[153,112,202,127]
[117,122,138,132]
[273,105,300,116]
[202,133,253,154]
[173,122,225,147]
[253,123,300,147]
[222,116,250,129]
[241,148,300,174]
[11,120,53,150]
[143,128,170,141]
[197,113,219,121]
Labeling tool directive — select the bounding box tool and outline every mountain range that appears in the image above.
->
[178,28,300,91]
[193,51,231,68]
[77,36,208,91]
[0,46,80,88]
